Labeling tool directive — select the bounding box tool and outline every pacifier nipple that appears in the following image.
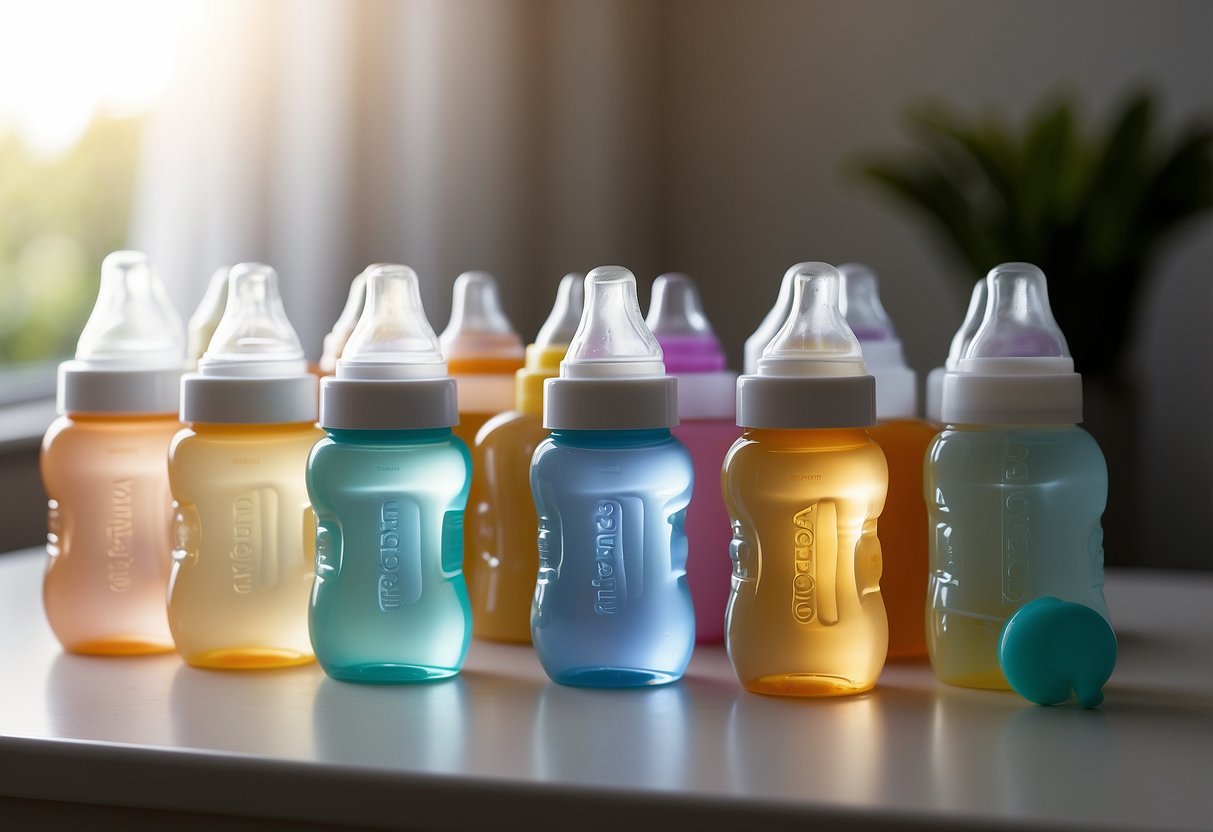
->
[945,278,989,371]
[339,264,445,380]
[646,272,726,373]
[758,264,866,378]
[319,266,371,373]
[534,273,585,349]
[75,250,184,367]
[839,263,896,342]
[439,271,524,360]
[199,263,306,376]
[963,263,1072,369]
[562,266,664,379]
[187,267,231,367]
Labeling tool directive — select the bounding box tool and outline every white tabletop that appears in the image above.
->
[0,548,1209,831]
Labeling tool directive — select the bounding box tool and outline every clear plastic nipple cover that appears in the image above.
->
[646,273,715,338]
[839,263,895,341]
[964,263,1071,365]
[946,279,989,370]
[186,267,231,365]
[562,266,664,379]
[199,263,306,376]
[535,273,585,348]
[339,264,446,380]
[75,250,184,366]
[759,264,867,378]
[440,271,524,358]
[319,267,372,372]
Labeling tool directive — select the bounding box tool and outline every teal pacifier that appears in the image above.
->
[998,597,1117,709]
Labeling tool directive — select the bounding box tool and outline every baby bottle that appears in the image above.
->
[308,264,472,682]
[168,263,323,669]
[186,267,230,368]
[925,262,1107,689]
[646,273,736,643]
[42,251,184,655]
[467,274,583,643]
[924,279,987,425]
[724,263,888,696]
[531,266,694,687]
[840,263,934,659]
[318,267,370,375]
[439,271,524,448]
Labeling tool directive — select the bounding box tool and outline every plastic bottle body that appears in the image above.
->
[307,428,472,682]
[40,413,179,655]
[467,409,547,643]
[866,418,935,659]
[167,421,324,669]
[530,429,695,687]
[671,418,738,643]
[924,425,1108,689]
[723,428,888,696]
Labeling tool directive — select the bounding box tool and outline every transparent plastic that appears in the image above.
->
[318,267,370,374]
[563,268,665,379]
[531,428,695,686]
[965,263,1070,362]
[308,264,472,681]
[199,263,307,376]
[838,264,895,341]
[74,251,183,366]
[440,271,524,448]
[187,267,230,367]
[925,279,987,424]
[724,427,888,694]
[744,261,814,375]
[645,272,726,373]
[41,414,179,655]
[467,275,583,643]
[758,267,866,378]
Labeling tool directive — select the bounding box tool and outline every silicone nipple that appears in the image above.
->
[999,597,1117,709]
[758,264,866,378]
[440,271,524,360]
[75,250,184,367]
[965,264,1071,363]
[199,263,306,376]
[562,266,664,379]
[839,263,895,342]
[744,261,817,374]
[319,267,370,373]
[186,267,231,366]
[646,273,726,373]
[534,273,585,349]
[945,279,989,371]
[338,264,446,380]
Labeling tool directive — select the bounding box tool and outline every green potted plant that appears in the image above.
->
[856,90,1212,377]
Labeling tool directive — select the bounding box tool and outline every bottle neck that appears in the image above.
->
[324,427,453,444]
[742,426,870,449]
[549,428,671,448]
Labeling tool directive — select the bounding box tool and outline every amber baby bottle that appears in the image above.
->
[467,274,583,642]
[724,263,888,696]
[168,263,323,669]
[42,251,185,655]
[839,264,934,659]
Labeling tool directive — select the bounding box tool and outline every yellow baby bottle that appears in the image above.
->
[168,263,323,669]
[724,263,888,696]
[467,274,583,642]
[42,251,184,655]
[439,271,524,448]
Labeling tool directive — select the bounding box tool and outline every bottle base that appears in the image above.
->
[183,647,315,670]
[550,666,681,689]
[933,667,1012,691]
[742,673,875,698]
[64,635,176,657]
[322,662,461,684]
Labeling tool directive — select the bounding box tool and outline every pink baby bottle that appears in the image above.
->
[646,273,738,643]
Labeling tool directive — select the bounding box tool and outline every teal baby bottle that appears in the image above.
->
[925,263,1108,690]
[307,264,472,683]
[531,266,695,687]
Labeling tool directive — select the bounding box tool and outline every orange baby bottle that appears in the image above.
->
[41,251,185,655]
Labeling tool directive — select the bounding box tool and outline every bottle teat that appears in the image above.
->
[186,267,230,367]
[440,271,524,361]
[646,273,726,373]
[338,265,446,380]
[562,266,665,379]
[533,273,584,351]
[199,263,307,377]
[839,263,896,342]
[757,265,867,378]
[743,261,816,375]
[963,263,1071,367]
[945,279,989,371]
[75,250,184,367]
[319,267,371,374]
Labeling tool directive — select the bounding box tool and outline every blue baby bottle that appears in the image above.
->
[530,265,695,687]
[307,264,472,683]
[925,262,1108,690]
